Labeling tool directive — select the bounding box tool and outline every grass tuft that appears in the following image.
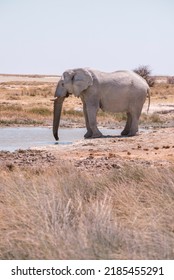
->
[62,109,83,117]
[28,107,52,116]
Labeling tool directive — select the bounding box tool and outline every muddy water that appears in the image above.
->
[0,127,121,152]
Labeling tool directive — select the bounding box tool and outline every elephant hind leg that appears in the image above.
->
[121,113,132,136]
[127,112,141,137]
[122,101,144,137]
[127,122,138,136]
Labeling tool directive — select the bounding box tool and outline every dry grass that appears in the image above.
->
[140,112,163,124]
[1,81,174,127]
[0,82,56,125]
[0,163,174,259]
[151,83,174,97]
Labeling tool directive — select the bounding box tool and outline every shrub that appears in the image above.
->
[133,65,155,87]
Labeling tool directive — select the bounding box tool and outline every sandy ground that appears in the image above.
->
[37,127,174,172]
[0,74,59,83]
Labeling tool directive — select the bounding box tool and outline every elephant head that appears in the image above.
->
[53,68,93,140]
[63,68,93,96]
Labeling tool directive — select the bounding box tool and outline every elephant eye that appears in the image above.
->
[61,82,64,87]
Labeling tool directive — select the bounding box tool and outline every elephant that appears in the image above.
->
[53,68,150,140]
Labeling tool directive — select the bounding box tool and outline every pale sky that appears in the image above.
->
[0,0,174,75]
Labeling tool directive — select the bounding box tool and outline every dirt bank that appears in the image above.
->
[39,127,174,173]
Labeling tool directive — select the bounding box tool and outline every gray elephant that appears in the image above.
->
[53,68,150,140]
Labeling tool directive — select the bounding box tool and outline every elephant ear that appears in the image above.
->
[63,70,75,94]
[73,69,93,97]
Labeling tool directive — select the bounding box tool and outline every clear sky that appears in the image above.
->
[0,0,174,75]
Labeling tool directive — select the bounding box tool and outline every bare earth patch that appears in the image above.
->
[35,127,174,173]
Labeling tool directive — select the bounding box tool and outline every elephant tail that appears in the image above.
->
[147,88,150,113]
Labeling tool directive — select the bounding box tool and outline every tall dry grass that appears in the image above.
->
[0,163,174,260]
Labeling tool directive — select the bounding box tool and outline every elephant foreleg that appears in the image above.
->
[86,103,103,138]
[82,101,93,138]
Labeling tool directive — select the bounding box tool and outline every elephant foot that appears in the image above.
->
[84,131,93,138]
[91,132,103,138]
[121,129,129,136]
[127,130,138,137]
[84,129,103,139]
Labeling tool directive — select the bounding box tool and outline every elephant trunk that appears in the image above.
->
[53,97,65,140]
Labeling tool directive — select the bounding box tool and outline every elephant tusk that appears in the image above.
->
[50,97,58,102]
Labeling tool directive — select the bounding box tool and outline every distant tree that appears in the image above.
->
[133,65,155,87]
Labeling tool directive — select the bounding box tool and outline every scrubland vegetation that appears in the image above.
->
[0,80,174,127]
[0,163,174,259]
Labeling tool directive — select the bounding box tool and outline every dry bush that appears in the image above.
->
[133,65,155,87]
[0,163,174,260]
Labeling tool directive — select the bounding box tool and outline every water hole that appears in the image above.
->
[0,127,122,152]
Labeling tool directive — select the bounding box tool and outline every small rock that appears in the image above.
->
[111,163,120,169]
[108,153,115,158]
